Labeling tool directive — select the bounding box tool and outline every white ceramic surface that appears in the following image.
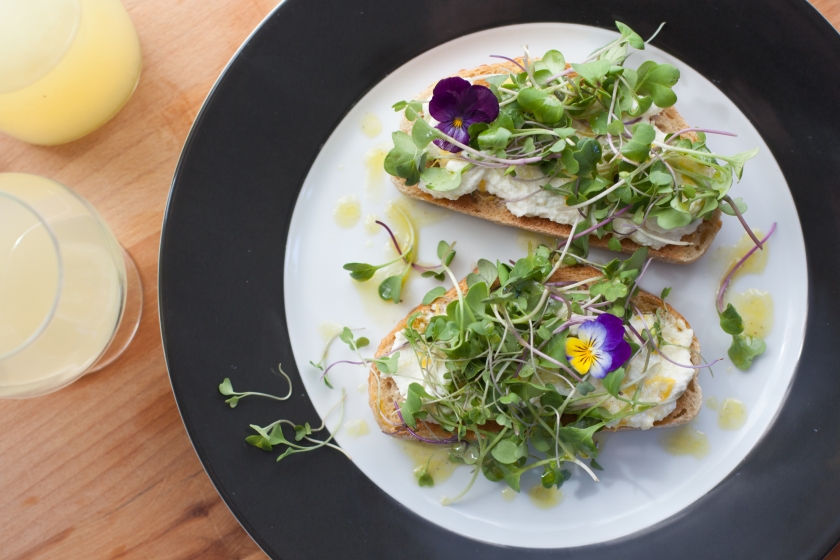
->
[284,23,807,548]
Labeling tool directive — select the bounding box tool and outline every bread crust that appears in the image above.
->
[393,61,722,265]
[367,266,702,442]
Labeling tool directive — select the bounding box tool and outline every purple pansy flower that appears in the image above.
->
[428,76,499,153]
[565,313,632,379]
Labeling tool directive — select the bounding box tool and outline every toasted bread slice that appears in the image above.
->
[368,265,702,441]
[392,61,722,264]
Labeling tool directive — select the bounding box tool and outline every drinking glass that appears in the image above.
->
[0,0,143,145]
[0,173,142,398]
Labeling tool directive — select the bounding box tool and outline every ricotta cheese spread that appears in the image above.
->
[592,311,695,429]
[386,330,449,398]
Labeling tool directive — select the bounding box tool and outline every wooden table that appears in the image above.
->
[1,1,838,558]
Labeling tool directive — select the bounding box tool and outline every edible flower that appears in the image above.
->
[429,76,499,153]
[565,313,631,379]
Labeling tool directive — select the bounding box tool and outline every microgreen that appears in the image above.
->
[343,208,453,304]
[244,389,351,462]
[218,366,293,408]
[385,21,762,256]
[218,367,350,464]
[310,326,368,388]
[336,326,367,351]
[372,243,716,503]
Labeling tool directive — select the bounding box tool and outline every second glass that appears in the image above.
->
[0,173,142,398]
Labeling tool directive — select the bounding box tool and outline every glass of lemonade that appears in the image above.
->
[0,0,142,145]
[0,173,143,398]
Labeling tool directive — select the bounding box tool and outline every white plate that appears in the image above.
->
[284,22,807,548]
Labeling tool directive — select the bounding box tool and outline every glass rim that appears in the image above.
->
[0,190,64,360]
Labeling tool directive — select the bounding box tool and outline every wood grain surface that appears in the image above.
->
[0,1,838,558]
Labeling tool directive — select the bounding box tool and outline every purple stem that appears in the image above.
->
[665,128,737,144]
[376,219,439,274]
[722,195,764,249]
[393,401,460,444]
[411,263,440,273]
[654,153,678,187]
[623,117,642,126]
[626,322,646,344]
[550,316,587,335]
[716,223,777,313]
[320,360,365,382]
[631,306,722,370]
[571,205,633,241]
[489,55,527,73]
[513,352,527,378]
[376,220,405,259]
[547,291,573,322]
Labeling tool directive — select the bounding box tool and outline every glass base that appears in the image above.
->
[87,245,142,373]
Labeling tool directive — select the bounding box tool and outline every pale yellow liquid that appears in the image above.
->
[660,426,710,459]
[400,440,461,486]
[716,230,769,283]
[517,231,557,254]
[333,195,362,228]
[360,114,382,138]
[0,197,61,356]
[501,487,518,502]
[0,174,124,398]
[718,398,748,431]
[363,145,388,202]
[528,485,562,509]
[725,289,774,338]
[0,0,142,145]
[317,321,344,342]
[352,199,449,327]
[342,418,370,438]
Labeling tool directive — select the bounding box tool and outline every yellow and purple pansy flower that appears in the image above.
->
[565,314,632,379]
[429,76,499,153]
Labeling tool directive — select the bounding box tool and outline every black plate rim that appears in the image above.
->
[157,3,293,557]
[159,2,840,558]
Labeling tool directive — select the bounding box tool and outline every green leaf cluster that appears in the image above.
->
[588,247,649,316]
[382,22,758,261]
[718,303,766,370]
